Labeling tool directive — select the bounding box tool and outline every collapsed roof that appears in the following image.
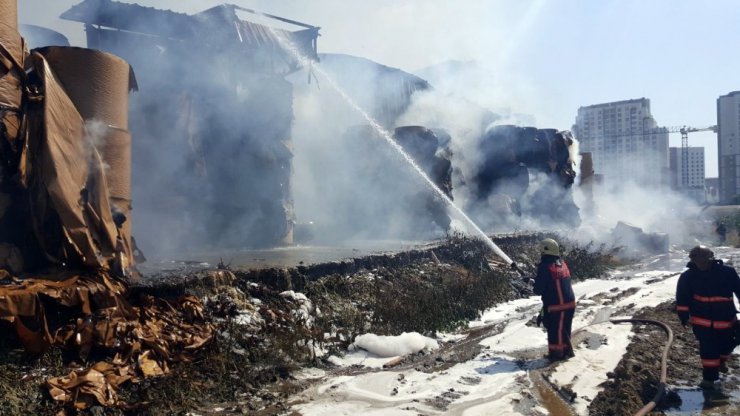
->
[61,0,320,73]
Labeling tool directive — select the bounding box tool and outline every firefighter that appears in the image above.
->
[533,238,576,361]
[676,245,740,389]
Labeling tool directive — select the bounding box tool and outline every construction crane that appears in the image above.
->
[663,125,718,188]
[591,125,718,189]
[604,126,717,188]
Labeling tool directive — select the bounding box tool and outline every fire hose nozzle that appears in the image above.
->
[510,262,526,276]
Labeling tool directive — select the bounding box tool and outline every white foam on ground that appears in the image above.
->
[354,332,439,357]
[296,355,527,416]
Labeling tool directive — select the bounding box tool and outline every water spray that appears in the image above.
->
[263,21,523,273]
[309,68,520,270]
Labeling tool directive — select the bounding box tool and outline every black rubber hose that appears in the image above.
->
[610,318,673,416]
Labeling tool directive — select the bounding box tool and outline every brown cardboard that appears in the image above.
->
[101,127,131,200]
[30,52,101,267]
[36,46,135,129]
[0,0,17,32]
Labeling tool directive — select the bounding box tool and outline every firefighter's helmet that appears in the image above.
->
[689,245,714,260]
[541,238,560,256]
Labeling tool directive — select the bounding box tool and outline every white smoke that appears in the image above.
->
[19,0,716,256]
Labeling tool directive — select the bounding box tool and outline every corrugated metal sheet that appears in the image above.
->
[62,0,319,62]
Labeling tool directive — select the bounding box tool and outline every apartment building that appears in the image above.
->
[573,98,668,188]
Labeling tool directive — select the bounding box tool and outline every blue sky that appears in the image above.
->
[21,0,739,176]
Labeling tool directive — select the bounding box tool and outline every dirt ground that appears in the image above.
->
[588,301,740,416]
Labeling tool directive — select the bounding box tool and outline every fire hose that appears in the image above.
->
[609,318,674,416]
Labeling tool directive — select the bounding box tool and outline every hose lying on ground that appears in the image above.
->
[609,318,674,416]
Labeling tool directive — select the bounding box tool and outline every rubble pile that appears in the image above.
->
[611,221,670,258]
[0,232,617,413]
[154,234,618,413]
[394,126,454,232]
[470,125,580,229]
[49,294,212,409]
[0,271,214,409]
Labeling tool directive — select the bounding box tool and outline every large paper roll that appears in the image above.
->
[0,1,22,146]
[20,24,70,49]
[36,46,134,129]
[0,0,21,108]
[101,128,131,201]
[0,0,17,32]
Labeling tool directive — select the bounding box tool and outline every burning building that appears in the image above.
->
[61,0,321,253]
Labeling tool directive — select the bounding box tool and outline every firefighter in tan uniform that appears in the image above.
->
[533,238,576,361]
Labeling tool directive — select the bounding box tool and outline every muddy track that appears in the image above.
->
[530,369,578,416]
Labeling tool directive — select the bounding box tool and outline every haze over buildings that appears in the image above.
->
[669,146,705,202]
[572,98,668,188]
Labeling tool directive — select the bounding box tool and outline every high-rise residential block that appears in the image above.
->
[717,91,740,203]
[573,98,668,188]
[669,147,705,202]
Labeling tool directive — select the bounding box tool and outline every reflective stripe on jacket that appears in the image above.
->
[675,259,740,325]
[534,255,576,313]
